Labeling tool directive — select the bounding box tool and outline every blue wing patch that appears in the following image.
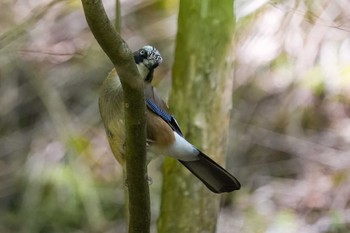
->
[146,99,183,136]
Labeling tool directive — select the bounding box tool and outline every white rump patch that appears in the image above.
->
[165,133,199,161]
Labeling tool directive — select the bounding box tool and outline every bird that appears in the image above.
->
[99,45,241,193]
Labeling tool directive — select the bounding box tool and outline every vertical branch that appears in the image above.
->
[80,1,150,233]
[158,0,235,232]
[115,0,121,33]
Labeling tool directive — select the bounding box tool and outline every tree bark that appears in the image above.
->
[157,0,235,232]
[81,1,150,233]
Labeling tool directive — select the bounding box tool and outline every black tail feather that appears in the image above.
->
[179,151,241,193]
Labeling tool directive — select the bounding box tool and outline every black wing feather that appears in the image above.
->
[146,99,183,136]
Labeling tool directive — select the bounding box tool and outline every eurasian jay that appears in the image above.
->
[99,45,241,193]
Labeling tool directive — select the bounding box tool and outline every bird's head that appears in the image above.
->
[133,45,163,82]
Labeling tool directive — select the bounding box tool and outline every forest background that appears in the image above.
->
[1,0,350,232]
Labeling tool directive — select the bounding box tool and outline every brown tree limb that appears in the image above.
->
[80,1,150,233]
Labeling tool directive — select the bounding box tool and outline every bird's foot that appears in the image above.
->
[146,175,153,185]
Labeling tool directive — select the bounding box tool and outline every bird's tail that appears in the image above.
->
[179,151,241,193]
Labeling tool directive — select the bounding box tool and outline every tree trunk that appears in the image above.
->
[157,0,235,232]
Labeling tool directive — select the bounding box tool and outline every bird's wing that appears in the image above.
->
[146,98,183,136]
[144,84,183,136]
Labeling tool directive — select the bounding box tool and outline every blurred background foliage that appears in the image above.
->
[0,0,350,232]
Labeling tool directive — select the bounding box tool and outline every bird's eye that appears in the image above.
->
[140,50,146,56]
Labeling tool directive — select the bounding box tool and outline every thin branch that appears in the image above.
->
[247,125,350,170]
[115,0,121,33]
[80,1,150,233]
